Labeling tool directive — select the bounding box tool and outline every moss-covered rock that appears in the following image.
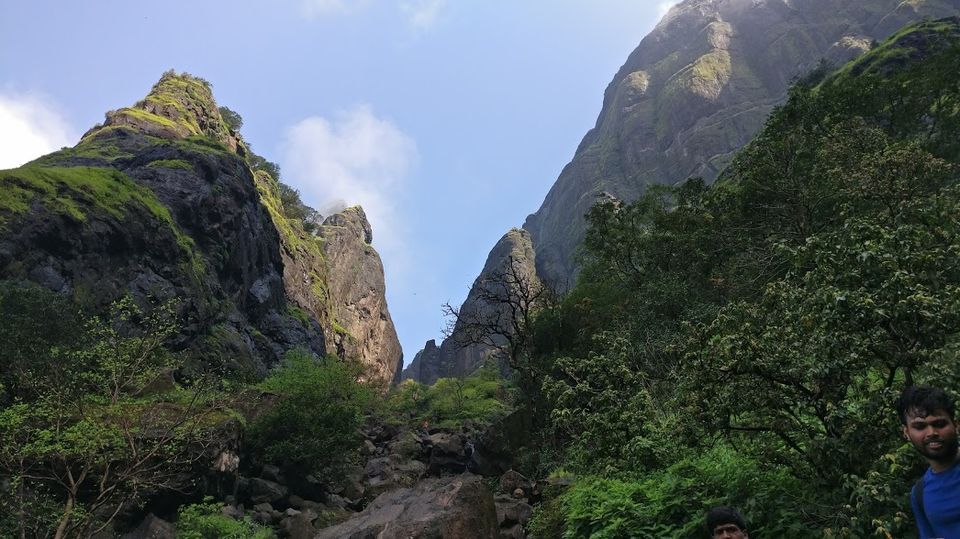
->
[0,73,328,375]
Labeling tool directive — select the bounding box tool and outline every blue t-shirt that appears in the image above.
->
[912,463,960,539]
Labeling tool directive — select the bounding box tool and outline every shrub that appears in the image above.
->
[247,350,373,481]
[177,497,272,539]
[383,366,512,428]
[530,445,818,538]
[0,293,221,537]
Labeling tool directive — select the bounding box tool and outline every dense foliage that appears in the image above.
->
[247,350,373,481]
[0,284,221,538]
[177,497,273,539]
[525,21,960,538]
[385,366,514,428]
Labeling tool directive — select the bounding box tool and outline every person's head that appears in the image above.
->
[706,506,748,539]
[898,385,959,469]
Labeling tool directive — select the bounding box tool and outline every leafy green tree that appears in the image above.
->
[0,294,220,539]
[521,21,960,535]
[218,106,243,132]
[0,282,82,404]
[247,153,282,181]
[247,350,373,481]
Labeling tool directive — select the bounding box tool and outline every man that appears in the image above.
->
[898,385,960,538]
[706,506,748,539]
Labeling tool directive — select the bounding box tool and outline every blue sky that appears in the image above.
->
[0,1,676,365]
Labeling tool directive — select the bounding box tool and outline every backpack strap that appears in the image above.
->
[914,475,928,527]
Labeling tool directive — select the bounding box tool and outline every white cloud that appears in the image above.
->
[0,92,75,169]
[402,0,446,32]
[658,0,682,19]
[280,105,418,264]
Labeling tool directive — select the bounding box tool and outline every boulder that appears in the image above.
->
[495,494,533,539]
[220,504,244,520]
[281,512,317,539]
[260,464,285,483]
[428,432,469,475]
[122,513,175,539]
[388,429,427,460]
[498,470,532,497]
[314,474,498,539]
[245,477,288,505]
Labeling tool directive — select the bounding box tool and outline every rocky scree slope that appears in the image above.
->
[404,0,960,383]
[0,71,401,381]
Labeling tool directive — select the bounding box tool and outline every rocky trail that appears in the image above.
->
[124,414,551,539]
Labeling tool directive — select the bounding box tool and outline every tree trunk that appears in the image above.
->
[53,496,74,539]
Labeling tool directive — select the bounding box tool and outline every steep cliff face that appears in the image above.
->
[402,228,538,385]
[0,71,401,381]
[319,206,403,387]
[524,0,960,288]
[405,0,960,382]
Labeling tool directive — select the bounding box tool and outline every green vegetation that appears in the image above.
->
[0,284,223,538]
[113,105,184,132]
[515,20,960,538]
[247,350,373,481]
[530,446,810,538]
[218,106,244,132]
[0,164,206,279]
[177,497,273,539]
[1,165,175,225]
[385,367,513,428]
[288,305,312,327]
[147,158,194,171]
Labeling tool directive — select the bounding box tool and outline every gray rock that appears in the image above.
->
[340,472,365,501]
[325,493,350,510]
[253,502,274,513]
[281,513,316,539]
[494,495,533,539]
[260,464,284,483]
[220,504,244,520]
[318,206,403,388]
[498,470,532,497]
[314,475,498,539]
[428,432,469,475]
[122,513,175,539]
[247,477,288,504]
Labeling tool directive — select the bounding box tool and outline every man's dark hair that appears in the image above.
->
[897,385,956,424]
[706,506,747,533]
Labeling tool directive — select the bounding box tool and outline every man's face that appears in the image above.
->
[903,408,959,466]
[712,523,748,539]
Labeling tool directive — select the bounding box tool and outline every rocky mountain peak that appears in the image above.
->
[82,70,240,151]
[322,205,374,244]
[406,0,960,384]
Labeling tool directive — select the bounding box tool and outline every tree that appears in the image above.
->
[247,350,372,481]
[217,106,243,132]
[0,293,220,538]
[442,255,554,393]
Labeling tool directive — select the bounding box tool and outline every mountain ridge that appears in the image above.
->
[404,0,960,382]
[0,71,402,384]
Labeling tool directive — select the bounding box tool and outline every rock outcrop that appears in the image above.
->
[402,228,539,384]
[314,475,499,539]
[524,0,960,288]
[0,71,401,381]
[405,0,960,383]
[318,206,403,388]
